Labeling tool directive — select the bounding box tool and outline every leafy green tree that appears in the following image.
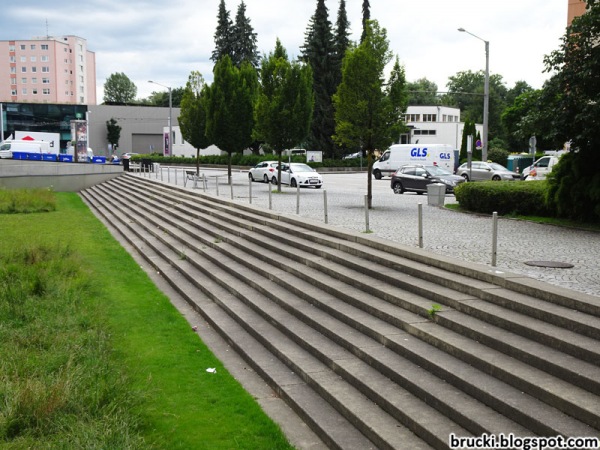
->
[459,118,478,163]
[442,70,508,144]
[301,0,337,157]
[407,78,440,105]
[205,56,258,183]
[231,1,259,68]
[211,0,234,63]
[543,0,600,222]
[179,71,212,175]
[333,20,407,208]
[103,72,137,104]
[255,39,314,191]
[106,118,121,151]
[145,87,185,107]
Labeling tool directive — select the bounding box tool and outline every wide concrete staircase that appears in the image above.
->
[81,174,600,450]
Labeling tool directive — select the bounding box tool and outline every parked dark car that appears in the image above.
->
[390,164,465,194]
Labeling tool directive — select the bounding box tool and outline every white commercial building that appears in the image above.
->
[402,106,483,150]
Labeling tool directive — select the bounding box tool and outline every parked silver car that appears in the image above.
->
[456,162,521,181]
[271,163,323,188]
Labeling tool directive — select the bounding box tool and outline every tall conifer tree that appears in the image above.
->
[333,0,351,87]
[212,0,233,63]
[231,1,259,68]
[301,0,336,157]
[361,0,371,42]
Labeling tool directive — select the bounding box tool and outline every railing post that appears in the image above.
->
[364,195,370,233]
[492,212,498,266]
[418,203,423,248]
[323,190,328,224]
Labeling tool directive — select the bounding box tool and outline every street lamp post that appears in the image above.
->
[458,28,489,163]
[148,80,172,157]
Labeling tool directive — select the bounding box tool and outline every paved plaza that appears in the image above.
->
[135,167,600,299]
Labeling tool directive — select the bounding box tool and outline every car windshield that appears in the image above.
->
[290,164,315,172]
[489,163,508,171]
[424,165,451,176]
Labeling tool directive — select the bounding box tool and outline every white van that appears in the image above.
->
[0,140,51,159]
[522,154,562,180]
[372,144,456,179]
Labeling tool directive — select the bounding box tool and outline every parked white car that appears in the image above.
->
[271,163,323,188]
[248,160,279,183]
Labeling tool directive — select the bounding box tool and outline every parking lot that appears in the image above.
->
[136,167,600,298]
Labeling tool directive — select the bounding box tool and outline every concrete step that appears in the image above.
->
[82,176,600,445]
[101,177,600,429]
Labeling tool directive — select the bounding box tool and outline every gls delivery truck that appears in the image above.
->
[0,140,51,159]
[372,144,456,179]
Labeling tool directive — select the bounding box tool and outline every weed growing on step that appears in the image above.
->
[178,249,187,260]
[214,237,222,244]
[428,303,442,320]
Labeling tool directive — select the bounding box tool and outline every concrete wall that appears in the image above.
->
[0,159,123,191]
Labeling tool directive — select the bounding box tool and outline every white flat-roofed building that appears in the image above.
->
[0,35,96,105]
[402,105,482,149]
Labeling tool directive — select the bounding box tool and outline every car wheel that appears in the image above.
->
[248,172,255,182]
[373,170,382,180]
[392,181,404,194]
[461,174,469,182]
[315,185,322,189]
[271,176,278,185]
[290,179,297,188]
[263,174,269,183]
[416,191,424,195]
[492,175,501,181]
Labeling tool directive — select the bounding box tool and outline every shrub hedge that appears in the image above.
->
[453,180,555,217]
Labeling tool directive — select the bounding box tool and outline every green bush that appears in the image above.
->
[487,147,509,166]
[454,180,555,216]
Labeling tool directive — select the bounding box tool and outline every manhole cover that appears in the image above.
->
[524,261,574,269]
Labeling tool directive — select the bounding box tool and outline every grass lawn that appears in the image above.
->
[0,190,293,449]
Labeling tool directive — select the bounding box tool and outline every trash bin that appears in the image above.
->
[427,183,446,206]
[141,158,153,172]
[122,158,130,171]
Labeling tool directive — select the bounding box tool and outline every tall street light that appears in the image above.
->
[148,80,172,156]
[458,27,489,163]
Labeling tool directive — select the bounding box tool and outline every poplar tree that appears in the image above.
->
[205,56,258,183]
[333,0,351,87]
[179,71,212,175]
[255,39,314,191]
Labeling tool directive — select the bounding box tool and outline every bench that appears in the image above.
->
[184,170,206,188]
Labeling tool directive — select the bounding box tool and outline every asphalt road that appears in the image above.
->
[137,167,600,298]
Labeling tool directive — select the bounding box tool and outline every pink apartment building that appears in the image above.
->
[0,35,96,105]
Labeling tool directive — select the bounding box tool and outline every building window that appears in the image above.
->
[20,56,26,62]
[21,77,27,84]
[42,67,49,73]
[42,78,50,84]
[423,114,437,122]
[413,130,437,136]
[31,67,37,73]
[30,44,36,50]
[32,89,38,95]
[41,56,49,62]
[30,56,36,62]
[9,44,16,52]
[10,78,16,85]
[10,67,16,73]
[80,96,84,103]
[20,44,26,50]
[41,44,48,50]
[22,88,27,95]
[11,89,17,96]
[43,89,50,95]
[9,55,16,62]
[31,77,37,83]
[405,114,420,122]
[21,67,27,73]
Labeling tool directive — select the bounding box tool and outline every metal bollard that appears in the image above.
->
[268,183,272,210]
[296,183,300,214]
[491,212,498,266]
[249,178,253,204]
[167,167,170,183]
[364,195,370,233]
[216,176,220,196]
[174,169,178,186]
[418,203,423,248]
[203,174,207,192]
[230,181,233,200]
[160,167,163,182]
[324,190,328,224]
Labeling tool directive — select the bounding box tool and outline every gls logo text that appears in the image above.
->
[440,153,451,159]
[410,147,428,157]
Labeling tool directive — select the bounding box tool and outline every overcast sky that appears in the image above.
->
[2,0,568,104]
